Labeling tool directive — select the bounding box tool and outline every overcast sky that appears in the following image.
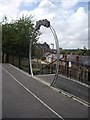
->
[0,0,89,49]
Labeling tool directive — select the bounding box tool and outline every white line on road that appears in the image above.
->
[2,67,64,120]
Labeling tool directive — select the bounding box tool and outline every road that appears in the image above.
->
[2,64,88,119]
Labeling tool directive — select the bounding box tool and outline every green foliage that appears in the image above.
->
[2,15,39,60]
[60,48,66,54]
[75,49,83,55]
[85,49,90,56]
[59,47,89,56]
[31,44,41,59]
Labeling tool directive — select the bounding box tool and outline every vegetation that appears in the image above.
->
[59,47,90,56]
[2,15,40,68]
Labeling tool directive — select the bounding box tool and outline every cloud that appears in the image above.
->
[34,0,88,49]
[60,0,79,10]
[30,0,56,20]
[0,0,36,21]
[0,0,21,22]
[0,0,88,49]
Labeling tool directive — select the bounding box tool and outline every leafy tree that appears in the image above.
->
[85,49,90,56]
[2,22,14,62]
[59,48,66,54]
[2,15,39,68]
[75,49,83,55]
[33,44,42,58]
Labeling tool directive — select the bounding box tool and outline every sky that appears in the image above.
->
[0,0,89,49]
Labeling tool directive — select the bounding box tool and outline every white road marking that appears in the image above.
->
[9,64,89,107]
[2,67,64,120]
[72,98,89,107]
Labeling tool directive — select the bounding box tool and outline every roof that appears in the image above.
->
[79,56,90,66]
[42,53,90,67]
[36,42,51,52]
[66,55,90,66]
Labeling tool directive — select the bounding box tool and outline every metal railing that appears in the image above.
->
[8,55,90,84]
[34,59,90,84]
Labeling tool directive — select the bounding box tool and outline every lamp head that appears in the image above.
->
[35,19,50,30]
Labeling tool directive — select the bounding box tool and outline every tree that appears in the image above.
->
[82,46,87,55]
[2,15,40,68]
[59,48,66,54]
[2,22,14,62]
[75,48,83,55]
[33,44,42,59]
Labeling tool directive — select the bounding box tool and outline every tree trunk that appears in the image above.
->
[6,53,9,63]
[18,56,21,69]
[2,53,4,63]
[12,55,14,65]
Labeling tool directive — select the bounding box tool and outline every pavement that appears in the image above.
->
[2,64,89,119]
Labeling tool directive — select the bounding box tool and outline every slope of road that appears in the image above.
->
[2,67,58,118]
[2,64,88,118]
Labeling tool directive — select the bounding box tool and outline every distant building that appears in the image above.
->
[60,54,90,81]
[36,42,51,57]
[44,53,63,62]
[62,55,90,67]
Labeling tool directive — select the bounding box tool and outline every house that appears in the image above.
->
[43,53,63,62]
[63,55,90,67]
[60,54,90,81]
[36,42,51,57]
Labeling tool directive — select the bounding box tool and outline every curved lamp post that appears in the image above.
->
[29,19,60,86]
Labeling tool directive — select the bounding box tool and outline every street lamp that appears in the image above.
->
[29,19,60,86]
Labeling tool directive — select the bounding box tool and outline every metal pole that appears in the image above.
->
[29,31,35,77]
[51,43,54,62]
[50,25,60,86]
[29,38,33,76]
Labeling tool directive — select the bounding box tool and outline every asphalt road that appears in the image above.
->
[2,64,88,119]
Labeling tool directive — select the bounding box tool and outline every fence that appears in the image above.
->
[59,62,89,81]
[8,55,90,84]
[35,60,90,84]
